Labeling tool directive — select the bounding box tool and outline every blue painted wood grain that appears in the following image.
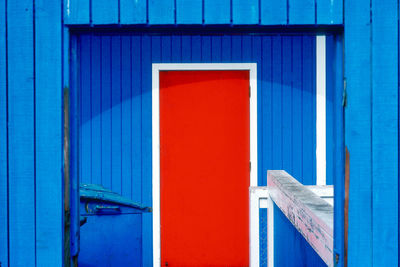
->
[35,0,63,265]
[289,0,314,24]
[371,0,399,265]
[344,0,373,265]
[233,0,259,24]
[211,35,222,62]
[260,0,287,25]
[64,0,90,24]
[272,36,283,169]
[92,0,119,24]
[302,36,316,185]
[325,35,334,186]
[131,35,142,203]
[121,36,132,198]
[148,0,174,24]
[80,35,92,184]
[91,35,102,186]
[7,0,35,265]
[202,36,212,62]
[204,0,230,24]
[317,0,343,25]
[111,36,122,194]
[120,0,147,24]
[176,0,202,24]
[101,36,112,189]
[141,35,153,267]
[231,35,241,61]
[282,36,293,174]
[0,0,7,265]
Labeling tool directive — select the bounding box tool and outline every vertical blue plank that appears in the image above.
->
[271,36,282,169]
[7,0,35,265]
[91,35,102,186]
[142,35,153,267]
[101,36,112,189]
[261,36,272,185]
[282,36,292,174]
[181,35,192,62]
[161,35,172,62]
[260,0,287,25]
[171,35,182,62]
[201,36,211,62]
[371,0,398,265]
[242,36,252,63]
[176,0,202,24]
[231,35,242,61]
[221,35,232,62]
[302,36,314,185]
[92,0,119,24]
[333,34,344,267]
[311,38,316,184]
[111,36,122,194]
[131,35,142,203]
[35,0,63,265]
[325,35,334,186]
[80,35,92,184]
[121,36,132,198]
[0,0,7,264]
[148,0,174,24]
[192,35,201,62]
[204,0,230,24]
[64,0,90,24]
[211,36,222,62]
[120,0,147,24]
[344,0,372,265]
[292,36,303,181]
[232,0,259,24]
[317,0,343,25]
[288,0,315,24]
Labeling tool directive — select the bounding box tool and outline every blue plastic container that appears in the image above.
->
[78,184,151,267]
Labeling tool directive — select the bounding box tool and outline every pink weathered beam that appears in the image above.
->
[267,170,334,266]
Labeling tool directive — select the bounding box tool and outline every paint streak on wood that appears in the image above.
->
[267,170,334,266]
[64,88,71,267]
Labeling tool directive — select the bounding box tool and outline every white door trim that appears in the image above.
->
[152,63,258,267]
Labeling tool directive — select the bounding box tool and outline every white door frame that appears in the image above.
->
[152,63,258,267]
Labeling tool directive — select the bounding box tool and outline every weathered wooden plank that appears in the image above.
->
[92,0,119,24]
[149,0,174,24]
[120,0,147,24]
[35,0,63,265]
[344,0,372,265]
[111,36,122,194]
[232,0,259,24]
[289,0,314,24]
[176,0,202,24]
[64,0,90,24]
[7,0,35,264]
[204,0,230,24]
[317,0,343,25]
[0,0,8,264]
[267,170,334,266]
[371,0,399,265]
[260,0,287,25]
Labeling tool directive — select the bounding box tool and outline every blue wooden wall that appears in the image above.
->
[75,32,342,266]
[0,0,399,266]
[64,0,343,26]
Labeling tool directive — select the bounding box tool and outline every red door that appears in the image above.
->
[160,70,250,267]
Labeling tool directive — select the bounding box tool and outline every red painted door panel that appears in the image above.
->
[160,70,250,267]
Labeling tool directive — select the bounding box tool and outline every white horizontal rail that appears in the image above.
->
[267,170,334,267]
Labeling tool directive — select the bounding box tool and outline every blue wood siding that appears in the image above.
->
[75,32,338,265]
[64,0,343,25]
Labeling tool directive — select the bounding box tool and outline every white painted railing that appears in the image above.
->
[249,170,334,267]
